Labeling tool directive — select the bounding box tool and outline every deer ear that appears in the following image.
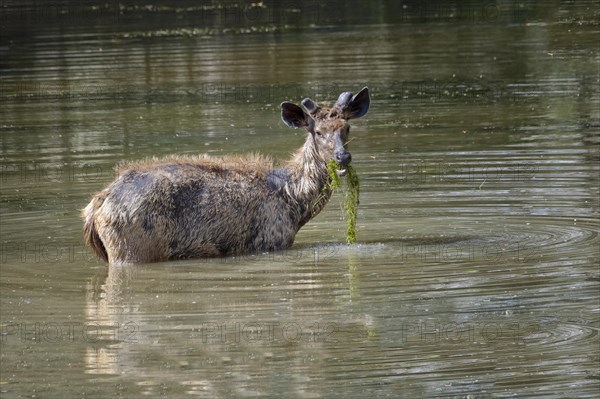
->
[281,102,313,131]
[344,87,370,120]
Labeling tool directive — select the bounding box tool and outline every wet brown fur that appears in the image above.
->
[82,89,369,264]
[117,153,274,176]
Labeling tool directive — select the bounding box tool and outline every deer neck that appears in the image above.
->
[284,134,332,226]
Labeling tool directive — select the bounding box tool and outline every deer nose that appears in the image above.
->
[334,150,352,166]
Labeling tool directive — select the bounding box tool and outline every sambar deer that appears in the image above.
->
[82,87,370,264]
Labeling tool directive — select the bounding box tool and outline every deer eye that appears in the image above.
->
[315,131,322,136]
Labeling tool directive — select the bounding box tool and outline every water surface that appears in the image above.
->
[1,1,599,398]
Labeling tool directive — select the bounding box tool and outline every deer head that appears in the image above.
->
[281,87,370,176]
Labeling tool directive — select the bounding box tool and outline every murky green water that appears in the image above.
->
[1,1,599,398]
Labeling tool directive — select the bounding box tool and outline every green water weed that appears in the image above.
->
[327,160,360,244]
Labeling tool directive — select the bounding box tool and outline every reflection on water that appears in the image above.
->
[1,1,599,398]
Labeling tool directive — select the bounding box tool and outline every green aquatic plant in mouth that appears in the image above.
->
[327,160,360,244]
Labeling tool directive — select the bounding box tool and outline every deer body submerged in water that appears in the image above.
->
[82,88,370,264]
